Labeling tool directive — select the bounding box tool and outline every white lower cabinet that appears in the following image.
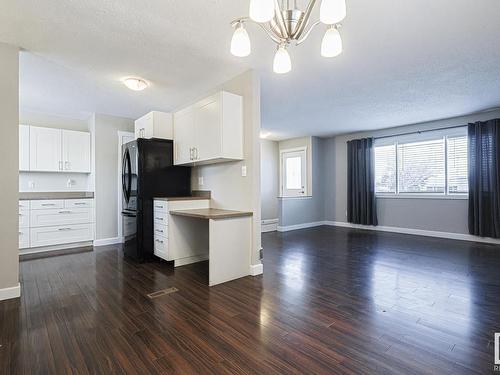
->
[154,234,168,259]
[19,198,95,252]
[30,224,94,248]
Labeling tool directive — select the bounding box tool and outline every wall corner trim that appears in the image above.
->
[250,263,263,276]
[0,283,21,301]
[94,237,123,247]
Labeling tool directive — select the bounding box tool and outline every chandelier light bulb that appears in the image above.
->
[231,23,251,57]
[321,26,343,57]
[273,45,292,74]
[249,0,275,23]
[320,0,346,25]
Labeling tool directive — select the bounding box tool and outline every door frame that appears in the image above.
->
[117,131,135,241]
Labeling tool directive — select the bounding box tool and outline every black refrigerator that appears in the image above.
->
[121,138,191,261]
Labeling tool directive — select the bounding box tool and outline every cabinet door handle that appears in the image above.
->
[59,210,72,214]
[155,217,164,221]
[155,205,163,209]
[155,229,164,233]
[58,228,72,231]
[155,239,164,244]
[74,203,87,206]
[195,147,199,160]
[41,203,56,206]
[59,161,63,170]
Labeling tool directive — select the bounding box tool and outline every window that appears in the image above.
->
[280,147,307,197]
[374,128,468,197]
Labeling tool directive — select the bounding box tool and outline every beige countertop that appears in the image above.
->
[19,192,95,201]
[169,208,253,220]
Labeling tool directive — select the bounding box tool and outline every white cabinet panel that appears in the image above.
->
[154,222,168,238]
[153,211,168,225]
[29,126,62,172]
[19,125,30,171]
[173,109,196,165]
[153,200,168,213]
[30,208,94,227]
[30,224,94,247]
[62,130,91,173]
[18,200,30,210]
[64,199,93,209]
[31,200,64,210]
[173,91,243,166]
[195,97,222,161]
[19,229,30,249]
[135,111,173,140]
[19,210,30,228]
[154,235,168,260]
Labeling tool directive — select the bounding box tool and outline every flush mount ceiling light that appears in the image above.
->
[230,0,346,74]
[122,77,149,91]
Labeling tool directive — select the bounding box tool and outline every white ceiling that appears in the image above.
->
[1,0,500,139]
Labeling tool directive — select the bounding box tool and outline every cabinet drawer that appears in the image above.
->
[31,208,94,227]
[65,199,93,208]
[153,200,168,213]
[19,210,30,228]
[19,229,30,249]
[30,224,94,248]
[31,200,64,210]
[154,235,168,260]
[19,200,30,210]
[153,211,168,225]
[154,222,168,238]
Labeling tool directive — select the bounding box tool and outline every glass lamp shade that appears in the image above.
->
[320,0,346,25]
[231,24,251,57]
[321,27,343,57]
[249,0,275,23]
[273,46,292,74]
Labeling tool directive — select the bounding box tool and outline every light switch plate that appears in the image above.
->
[198,177,204,186]
[241,165,247,177]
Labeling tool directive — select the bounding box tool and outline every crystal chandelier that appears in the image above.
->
[231,0,346,74]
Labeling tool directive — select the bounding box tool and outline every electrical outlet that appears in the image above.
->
[241,165,247,177]
[198,177,204,186]
[29,181,35,189]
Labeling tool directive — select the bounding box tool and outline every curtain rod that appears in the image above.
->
[374,124,467,140]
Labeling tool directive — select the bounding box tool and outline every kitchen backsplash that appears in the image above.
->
[19,172,93,192]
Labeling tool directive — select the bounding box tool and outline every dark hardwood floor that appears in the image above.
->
[1,226,500,374]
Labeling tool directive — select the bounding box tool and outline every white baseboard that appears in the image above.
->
[277,221,324,232]
[20,241,93,256]
[250,263,263,276]
[0,283,21,301]
[261,219,279,233]
[325,221,500,245]
[174,253,208,267]
[94,237,123,247]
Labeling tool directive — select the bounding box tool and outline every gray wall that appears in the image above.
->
[90,113,134,240]
[260,139,279,221]
[0,43,19,293]
[278,137,327,227]
[328,109,500,234]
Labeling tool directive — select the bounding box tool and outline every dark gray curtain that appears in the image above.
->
[347,137,378,225]
[468,119,500,238]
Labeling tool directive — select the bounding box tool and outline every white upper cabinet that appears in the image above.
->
[173,108,196,165]
[25,126,91,173]
[29,126,62,172]
[19,125,30,171]
[135,111,173,140]
[173,91,243,166]
[62,130,91,173]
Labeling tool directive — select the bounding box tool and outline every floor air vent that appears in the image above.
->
[147,287,178,299]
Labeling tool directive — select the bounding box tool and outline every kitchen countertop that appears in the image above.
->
[169,208,253,220]
[155,196,210,202]
[19,192,95,201]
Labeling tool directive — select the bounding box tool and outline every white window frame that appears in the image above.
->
[279,146,308,198]
[374,127,469,199]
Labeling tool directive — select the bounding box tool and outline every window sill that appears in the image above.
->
[278,195,313,200]
[376,194,468,200]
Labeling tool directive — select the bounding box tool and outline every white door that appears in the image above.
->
[62,130,91,173]
[173,109,196,165]
[195,97,221,161]
[19,125,30,171]
[29,126,62,172]
[281,148,307,197]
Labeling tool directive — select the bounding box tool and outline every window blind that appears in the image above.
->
[447,136,468,194]
[374,144,396,193]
